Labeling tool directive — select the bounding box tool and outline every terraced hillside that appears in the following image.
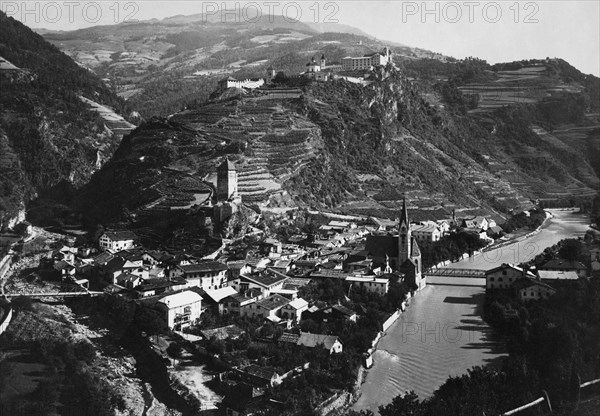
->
[171,100,322,204]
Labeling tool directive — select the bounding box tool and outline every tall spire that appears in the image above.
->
[398,195,411,264]
[399,196,409,228]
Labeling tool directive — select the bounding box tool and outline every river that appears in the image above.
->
[352,209,591,413]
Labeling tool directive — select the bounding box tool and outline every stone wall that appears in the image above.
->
[316,391,352,416]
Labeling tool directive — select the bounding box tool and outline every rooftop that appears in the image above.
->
[179,261,228,273]
[203,286,238,303]
[255,294,290,311]
[158,290,202,308]
[536,270,580,280]
[102,230,138,241]
[297,332,341,349]
[286,298,309,310]
[241,270,289,287]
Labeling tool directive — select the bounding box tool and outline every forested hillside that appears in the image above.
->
[0,12,129,229]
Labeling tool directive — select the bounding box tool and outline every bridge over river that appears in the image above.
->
[425,268,486,278]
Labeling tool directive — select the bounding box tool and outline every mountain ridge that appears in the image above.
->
[0,11,131,229]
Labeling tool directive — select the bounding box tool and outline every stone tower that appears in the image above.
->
[398,197,411,264]
[266,66,276,83]
[320,54,326,68]
[217,158,238,201]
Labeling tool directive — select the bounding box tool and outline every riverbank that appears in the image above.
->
[352,209,591,413]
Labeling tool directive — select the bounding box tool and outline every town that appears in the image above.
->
[1,6,600,413]
[3,153,598,414]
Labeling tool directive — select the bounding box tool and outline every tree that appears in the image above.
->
[134,307,168,335]
[558,239,583,261]
[167,342,183,358]
[379,391,422,416]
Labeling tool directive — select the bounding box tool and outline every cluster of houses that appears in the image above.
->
[46,196,507,336]
[485,257,589,302]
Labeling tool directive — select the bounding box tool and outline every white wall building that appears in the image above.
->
[485,263,535,290]
[157,291,202,330]
[346,275,390,295]
[99,231,137,251]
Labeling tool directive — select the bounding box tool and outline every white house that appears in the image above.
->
[240,293,290,322]
[99,231,137,251]
[411,222,442,243]
[485,263,535,290]
[169,261,229,290]
[280,297,309,323]
[517,279,556,302]
[157,290,202,330]
[346,275,390,295]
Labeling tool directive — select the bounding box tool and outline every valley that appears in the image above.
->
[0,6,599,416]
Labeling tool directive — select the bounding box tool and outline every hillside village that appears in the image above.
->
[2,10,600,414]
[5,153,593,414]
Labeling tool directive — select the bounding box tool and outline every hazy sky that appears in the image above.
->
[2,0,599,75]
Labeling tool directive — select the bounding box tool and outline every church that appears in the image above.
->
[365,198,426,291]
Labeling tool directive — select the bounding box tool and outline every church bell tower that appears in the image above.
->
[398,197,411,264]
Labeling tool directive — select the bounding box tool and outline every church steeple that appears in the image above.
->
[398,196,411,264]
[399,197,409,229]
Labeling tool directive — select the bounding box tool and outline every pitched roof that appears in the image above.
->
[93,252,115,265]
[410,237,421,257]
[239,364,279,381]
[332,304,356,317]
[241,269,289,287]
[218,158,236,171]
[536,270,579,280]
[286,298,308,310]
[297,332,341,349]
[255,294,290,311]
[513,277,556,292]
[158,290,202,308]
[102,230,137,241]
[203,286,238,303]
[540,259,586,271]
[399,197,409,228]
[179,261,228,273]
[485,263,530,276]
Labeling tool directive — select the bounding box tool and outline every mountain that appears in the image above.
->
[0,12,133,229]
[73,60,599,247]
[39,14,427,118]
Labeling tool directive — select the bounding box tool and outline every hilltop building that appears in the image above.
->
[218,66,277,92]
[341,47,392,71]
[303,54,343,81]
[218,76,265,91]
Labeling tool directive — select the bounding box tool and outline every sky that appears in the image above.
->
[1,0,599,76]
